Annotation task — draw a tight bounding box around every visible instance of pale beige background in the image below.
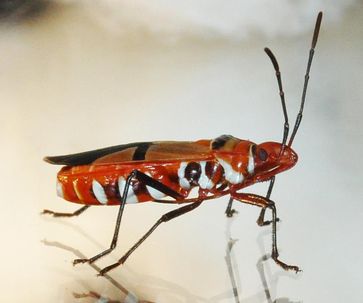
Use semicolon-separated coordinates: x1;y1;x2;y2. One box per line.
0;1;362;302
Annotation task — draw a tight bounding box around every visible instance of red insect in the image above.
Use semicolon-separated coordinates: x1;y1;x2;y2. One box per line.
43;13;322;276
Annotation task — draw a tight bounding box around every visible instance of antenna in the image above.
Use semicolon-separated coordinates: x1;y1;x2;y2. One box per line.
288;11;323;147
264;12;323;152
261;12;322;209
264;47;289;154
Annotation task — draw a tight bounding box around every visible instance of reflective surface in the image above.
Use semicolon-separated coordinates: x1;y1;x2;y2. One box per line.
0;2;362;302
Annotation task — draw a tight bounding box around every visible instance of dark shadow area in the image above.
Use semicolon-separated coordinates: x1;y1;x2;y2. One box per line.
0;0;52;23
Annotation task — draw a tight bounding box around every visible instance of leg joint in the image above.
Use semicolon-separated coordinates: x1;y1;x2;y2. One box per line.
267;199;275;210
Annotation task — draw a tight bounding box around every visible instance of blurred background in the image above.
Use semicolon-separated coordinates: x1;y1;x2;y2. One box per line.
0;1;362;302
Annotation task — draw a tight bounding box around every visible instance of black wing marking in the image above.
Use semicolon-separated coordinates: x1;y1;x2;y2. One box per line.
132;142;152;161
44;142;152;166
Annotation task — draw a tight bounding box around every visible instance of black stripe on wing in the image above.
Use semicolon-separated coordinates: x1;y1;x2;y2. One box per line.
44;142;152;166
132;143;152;161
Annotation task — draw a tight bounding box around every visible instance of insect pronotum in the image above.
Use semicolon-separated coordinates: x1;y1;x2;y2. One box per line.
43;12;322;275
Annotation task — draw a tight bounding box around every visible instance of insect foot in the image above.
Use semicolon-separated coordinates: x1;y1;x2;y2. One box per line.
73;258;89;266
226;208;238;217
257;217;281;226
272;251;301;273
98;262;122;276
275;259;301;273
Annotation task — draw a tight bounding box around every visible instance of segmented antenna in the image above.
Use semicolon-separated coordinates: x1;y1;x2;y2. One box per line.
288;11;322;147
264;47;289;154
262;12;322;204
264;12;323;152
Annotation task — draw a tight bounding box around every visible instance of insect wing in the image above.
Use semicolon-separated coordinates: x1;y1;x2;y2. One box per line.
44;142;152;166
44;141;213;166
92;141;213;164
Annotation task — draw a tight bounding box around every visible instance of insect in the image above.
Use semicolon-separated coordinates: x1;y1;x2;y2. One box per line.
43;12;322;276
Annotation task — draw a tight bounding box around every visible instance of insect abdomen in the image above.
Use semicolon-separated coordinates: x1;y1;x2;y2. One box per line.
56;160;225;205
56;163;182;205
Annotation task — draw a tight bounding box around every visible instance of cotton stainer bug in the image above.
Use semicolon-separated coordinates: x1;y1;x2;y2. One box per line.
43;12;322;275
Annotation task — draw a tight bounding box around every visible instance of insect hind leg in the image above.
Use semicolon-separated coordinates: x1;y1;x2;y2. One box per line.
42;205;90;217
73;169;183;267
99;201;203;275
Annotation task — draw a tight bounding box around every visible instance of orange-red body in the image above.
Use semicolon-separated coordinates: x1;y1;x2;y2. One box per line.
50;135;298;206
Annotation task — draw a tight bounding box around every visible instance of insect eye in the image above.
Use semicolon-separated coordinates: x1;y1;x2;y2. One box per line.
258;148;268;161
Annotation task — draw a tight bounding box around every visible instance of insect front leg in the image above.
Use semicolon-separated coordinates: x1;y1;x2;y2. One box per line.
73;170;183;266
256;176;280;226
230;191;300;273
225;197;237;217
226;177;279;223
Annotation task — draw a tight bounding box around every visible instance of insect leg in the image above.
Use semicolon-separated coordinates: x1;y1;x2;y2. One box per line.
256;176;280;226
231;191;300;273
42;205;90;217
73;170;183;266
99;201;203;275
225;197;237;217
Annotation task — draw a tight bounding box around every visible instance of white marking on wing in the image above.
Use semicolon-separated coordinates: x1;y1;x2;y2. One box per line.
178;162;190;189
92;180;108;204
56;180;64;198
144;172;166;200
146;186;166;199
217;158;244;184
247;145;255;174
199;161;214;189
118;176;138;204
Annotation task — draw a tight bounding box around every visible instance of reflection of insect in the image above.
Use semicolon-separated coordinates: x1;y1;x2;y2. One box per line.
43;12;322;275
